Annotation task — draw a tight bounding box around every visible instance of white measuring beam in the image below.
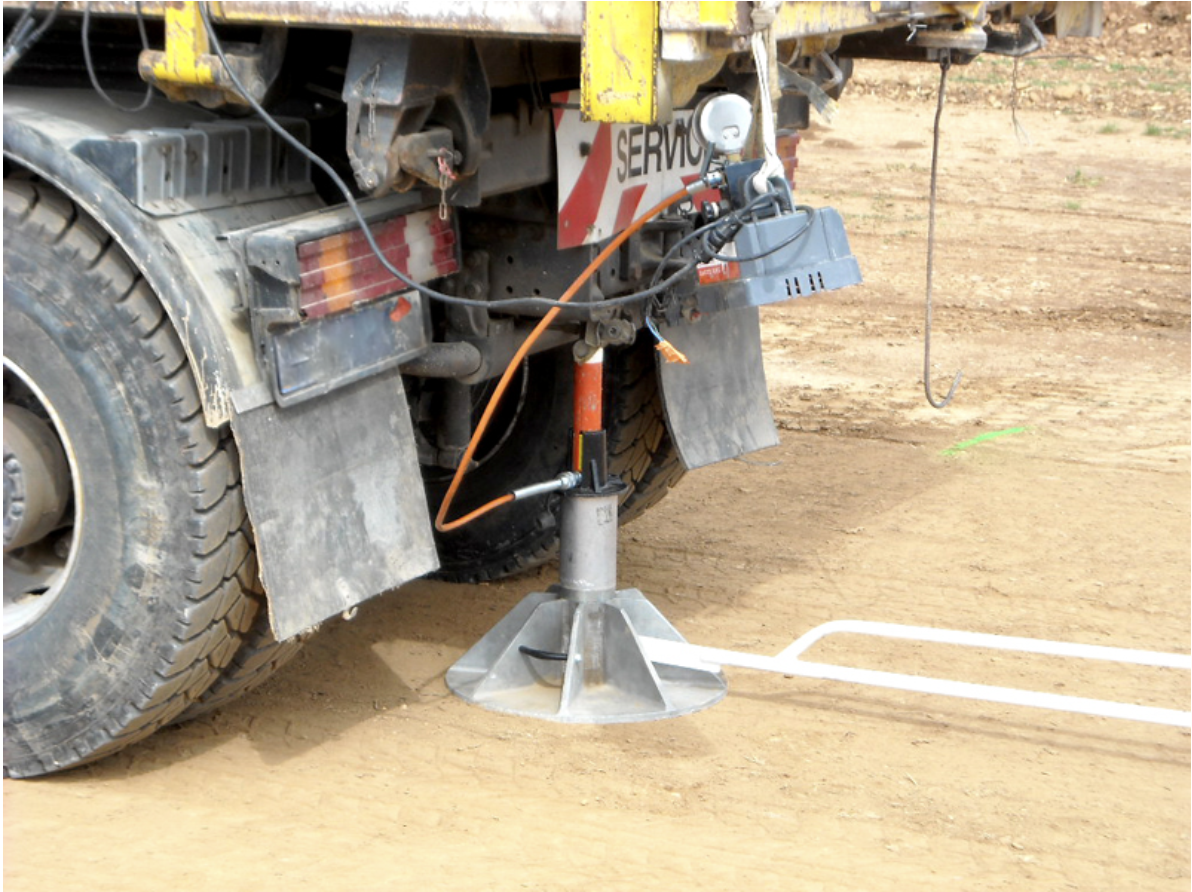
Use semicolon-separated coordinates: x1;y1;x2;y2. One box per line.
639;621;1192;729
777;620;1192;669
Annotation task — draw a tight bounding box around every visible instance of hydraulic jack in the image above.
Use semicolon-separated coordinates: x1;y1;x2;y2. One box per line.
446;348;727;721
445;347;1190;729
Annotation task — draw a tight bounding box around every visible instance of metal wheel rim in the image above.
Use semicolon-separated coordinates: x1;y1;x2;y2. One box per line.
3;357;82;639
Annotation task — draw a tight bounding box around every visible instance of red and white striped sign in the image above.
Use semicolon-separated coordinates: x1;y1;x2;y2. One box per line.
553;90;712;250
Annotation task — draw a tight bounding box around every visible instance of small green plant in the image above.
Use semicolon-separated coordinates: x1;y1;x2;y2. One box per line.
1098;123;1120;135
1067;168;1103;188
1144;123;1191;139
1146;81;1190;94
1064;200;1082;211
1109;62;1151;75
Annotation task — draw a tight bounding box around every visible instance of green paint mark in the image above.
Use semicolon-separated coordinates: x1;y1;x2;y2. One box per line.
942;427;1028;456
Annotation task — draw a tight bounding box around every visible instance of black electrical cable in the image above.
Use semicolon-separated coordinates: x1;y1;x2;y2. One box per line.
2;1;60;76
649;219;721;288
197;1;703;316
518;645;568;662
703;204;817;264
647;190;781;290
647;189;793;294
923;53;962;410
82;2;154;112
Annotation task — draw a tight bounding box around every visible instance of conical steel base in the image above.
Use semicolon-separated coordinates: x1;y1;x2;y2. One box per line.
446;588;727;723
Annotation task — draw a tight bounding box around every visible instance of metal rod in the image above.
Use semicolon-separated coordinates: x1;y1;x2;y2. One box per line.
399;341;483;378
511;470;581;501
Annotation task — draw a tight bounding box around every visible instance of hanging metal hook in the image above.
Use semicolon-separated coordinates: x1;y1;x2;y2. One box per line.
923;51;962;409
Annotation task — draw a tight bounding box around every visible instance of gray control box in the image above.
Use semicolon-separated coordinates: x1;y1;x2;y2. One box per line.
696;206;862;313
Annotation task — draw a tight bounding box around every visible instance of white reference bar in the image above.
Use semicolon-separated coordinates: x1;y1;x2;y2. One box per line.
639;620;1192;729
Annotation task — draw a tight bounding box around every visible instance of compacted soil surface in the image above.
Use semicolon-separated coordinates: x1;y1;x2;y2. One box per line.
5;5;1189;890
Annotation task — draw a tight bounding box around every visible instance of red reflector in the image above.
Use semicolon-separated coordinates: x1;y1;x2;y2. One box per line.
389;296;412;324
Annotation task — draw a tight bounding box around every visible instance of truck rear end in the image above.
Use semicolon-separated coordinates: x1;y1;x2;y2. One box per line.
2;1;1101;776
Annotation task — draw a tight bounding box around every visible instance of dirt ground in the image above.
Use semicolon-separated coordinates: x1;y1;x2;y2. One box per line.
5;8;1190;892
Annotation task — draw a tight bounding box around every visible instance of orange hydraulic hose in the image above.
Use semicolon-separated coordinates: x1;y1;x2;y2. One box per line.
435;185;693;533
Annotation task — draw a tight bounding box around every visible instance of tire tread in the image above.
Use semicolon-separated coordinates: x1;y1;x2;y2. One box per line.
2;178;264;778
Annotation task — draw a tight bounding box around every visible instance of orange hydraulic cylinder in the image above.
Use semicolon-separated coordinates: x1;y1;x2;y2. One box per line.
572;349;604;471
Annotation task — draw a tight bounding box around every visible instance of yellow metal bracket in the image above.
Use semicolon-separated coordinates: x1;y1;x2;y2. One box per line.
694;1;745;33
146;1;215;88
581;1;660;124
137;1;277;107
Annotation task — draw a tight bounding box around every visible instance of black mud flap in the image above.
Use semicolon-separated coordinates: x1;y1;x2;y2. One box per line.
656;308;779;470
232;368;439;639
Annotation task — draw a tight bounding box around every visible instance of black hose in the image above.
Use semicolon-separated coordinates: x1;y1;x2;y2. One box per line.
82;3;154;113
518;645;568;662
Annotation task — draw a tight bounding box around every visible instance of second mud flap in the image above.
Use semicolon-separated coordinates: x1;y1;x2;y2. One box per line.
656;308;781;470
657;205;862;471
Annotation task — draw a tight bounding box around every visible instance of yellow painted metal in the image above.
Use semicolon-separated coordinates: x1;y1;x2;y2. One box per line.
770;1;886;40
137;2;267;106
581;1;660;124
696;1;740;30
947;2;987;24
147;2;216;88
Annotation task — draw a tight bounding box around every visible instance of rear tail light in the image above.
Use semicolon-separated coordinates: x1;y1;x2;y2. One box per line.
296;209;459;319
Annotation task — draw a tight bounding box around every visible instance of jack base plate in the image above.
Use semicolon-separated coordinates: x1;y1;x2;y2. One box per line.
446;588;727;723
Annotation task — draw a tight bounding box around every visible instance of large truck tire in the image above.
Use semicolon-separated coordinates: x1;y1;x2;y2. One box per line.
171;444;306;725
606;339;687;526
2;177;260;777
430;339;686;582
174;581;307;723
